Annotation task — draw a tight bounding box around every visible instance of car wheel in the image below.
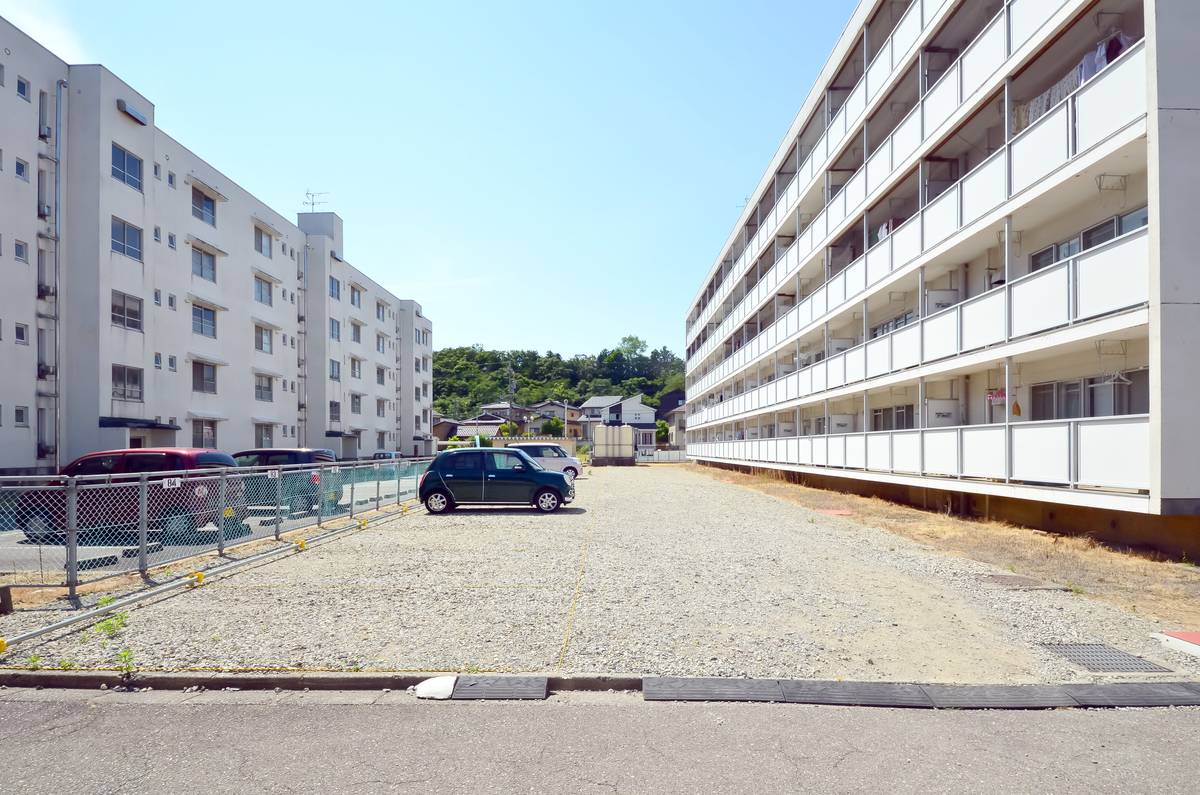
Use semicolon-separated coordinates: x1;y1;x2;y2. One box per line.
161;511;197;546
424;490;453;514
562;467;578;483
22;510;63;545
534;489;561;513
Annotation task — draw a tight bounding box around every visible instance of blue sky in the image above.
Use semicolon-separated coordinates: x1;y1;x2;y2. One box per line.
7;0;857;357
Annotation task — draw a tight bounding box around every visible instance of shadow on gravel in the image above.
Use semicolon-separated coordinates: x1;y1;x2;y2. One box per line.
443;507;588;516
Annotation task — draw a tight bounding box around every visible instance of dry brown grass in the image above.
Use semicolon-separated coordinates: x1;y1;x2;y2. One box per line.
688;463;1200;628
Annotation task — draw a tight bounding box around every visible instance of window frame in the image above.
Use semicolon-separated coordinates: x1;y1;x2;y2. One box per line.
254;276;273;306
111;142;144;192
191;304;217;338
111;364;144;402
110;290;144;331
191;187;216;226
191;247;217;282
111;217;144;261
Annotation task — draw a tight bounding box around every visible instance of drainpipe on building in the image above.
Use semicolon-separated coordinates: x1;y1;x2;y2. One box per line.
52;79;66;474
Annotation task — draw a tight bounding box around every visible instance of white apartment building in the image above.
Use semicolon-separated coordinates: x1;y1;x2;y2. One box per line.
395;299;435;457
684;0;1200;533
0;16;430;472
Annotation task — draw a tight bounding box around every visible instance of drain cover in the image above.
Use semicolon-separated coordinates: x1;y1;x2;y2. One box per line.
1041;643;1171;673
449;676;548;700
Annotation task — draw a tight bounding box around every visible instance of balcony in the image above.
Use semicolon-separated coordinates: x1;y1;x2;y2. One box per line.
688;40;1148;398
687;0;1106;370
690;414;1149;494
689;226;1149;428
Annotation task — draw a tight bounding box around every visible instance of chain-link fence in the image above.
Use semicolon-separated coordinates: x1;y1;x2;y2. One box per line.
0;458;431;595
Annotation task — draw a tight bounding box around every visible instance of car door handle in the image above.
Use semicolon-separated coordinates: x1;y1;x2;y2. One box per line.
487;474;495;479
445;474;454;478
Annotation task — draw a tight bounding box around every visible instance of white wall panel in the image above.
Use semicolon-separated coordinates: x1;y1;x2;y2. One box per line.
960;14;1006;99
923;185;959;247
891;217;921;268
866;337;890;378
922;311;958;362
1010;0;1066;52
959;290;1006;351
961;425;1006;479
867;433;891;470
923;429;959;476
1010;266;1068;338
923;63;960;135
1076;231;1148;319
892;324;920;369
892;431;921;473
1011;423;1070;483
846;435;866;469
960;151;1007;225
1077;418;1149;490
1011;103;1068;194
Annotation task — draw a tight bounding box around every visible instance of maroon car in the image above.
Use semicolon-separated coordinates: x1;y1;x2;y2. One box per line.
17;448;248;546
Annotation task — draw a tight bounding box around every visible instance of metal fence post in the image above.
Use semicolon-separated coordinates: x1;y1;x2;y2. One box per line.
217;470;227;555
65;476;79;600
274;469;284;540
317;465;325;528
396;463;402;506
375;464;382;512
349;465;357;520
137;474;149;574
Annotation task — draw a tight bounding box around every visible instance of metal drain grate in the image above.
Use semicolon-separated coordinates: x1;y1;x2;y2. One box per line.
1042;643;1171;673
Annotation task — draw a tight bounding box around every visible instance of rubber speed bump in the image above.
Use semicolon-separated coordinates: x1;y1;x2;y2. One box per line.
780;680;933;708
449;676;548;700
643;677;785;702
922;684;1076;710
1062;683;1200;708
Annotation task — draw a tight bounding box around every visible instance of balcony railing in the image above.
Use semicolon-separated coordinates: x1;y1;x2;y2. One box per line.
687;0;1085;369
688;39;1148;398
690;414;1150;493
689;226;1148;428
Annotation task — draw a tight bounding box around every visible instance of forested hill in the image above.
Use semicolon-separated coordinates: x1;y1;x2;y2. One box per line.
432;336;684;420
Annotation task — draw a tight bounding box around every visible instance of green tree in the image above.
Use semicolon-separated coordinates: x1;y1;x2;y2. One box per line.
498;421;520;437
542;417;565;437
655;419;670;444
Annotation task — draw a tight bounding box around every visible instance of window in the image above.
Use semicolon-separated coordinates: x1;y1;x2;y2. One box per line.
351;323;361;343
14;322;28;344
329;359;341;380
153;226;161;242
254;423;273;447
255;374;274;402
488;452;526;471
192;419;217;449
14;158;28;181
16;76;30;100
350;358;361;379
351;394;362;414
422;357;429;372
14;240;28;263
350;286;362;307
191;187;216;226
1081;219;1116;251
15;406;30;427
376;366;385;386
111;217;143;261
110;290;143;330
192;362;217;393
254;276;272;305
154;352;162;369
254;325;273;353
168;171;176;188
111;143;143;191
1120;207;1149;235
192;305;217;337
328;276;342;300
377;431;386;449
422;382;429;398
329;400;341;421
414;414;422;429
376;301;386;321
331;318;344;340
414;387;421;401
111;364;144;401
168;233;177;250
377;398;386;418
153;162;161;180
414;357;421;373
167;294;177;310
168;355;177;371
422;408;429;423
376;334;385;354
254;227;272;257
191;247;216;281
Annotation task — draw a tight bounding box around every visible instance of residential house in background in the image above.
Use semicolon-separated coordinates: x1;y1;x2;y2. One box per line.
578;395;622;442
529;399;582;438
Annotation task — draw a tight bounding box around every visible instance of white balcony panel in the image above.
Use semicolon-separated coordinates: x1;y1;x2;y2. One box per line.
1010;0;1068;55
892;324;921;369
786;438;798;464
866;433;891;470
846;80;866;127
891;2;921;61
828;271;846;308
1011;423;1070;484
846;435;866;469
923;63;960;135
1076;231;1149;319
829;436;846;467
892;431;921;473
961;425;1006;479
892;109;922;165
813;438;827;466
1077;417;1149;490
797;437;812;465
866;337;891;378
845;169;866;212
866;241;891;285
923;429;960;476
867;144;892;194
1011;265;1068;338
922;310;958;362
845;258;866;297
797;368;811;396
827;353;846;389
960;14;1006;99
867;46;892;103
811;284;827;318
923;186;959;247
1076;46;1147;153
1011;103;1069;194
811;361;827;393
892;217;921;268
828;190;846;229
961;151;1007;226
845;346;865;384
959;290;1006;352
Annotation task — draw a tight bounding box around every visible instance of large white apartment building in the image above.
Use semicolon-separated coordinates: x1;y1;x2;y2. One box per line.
0;16;431;472
395;299;435;457
685;0;1200;532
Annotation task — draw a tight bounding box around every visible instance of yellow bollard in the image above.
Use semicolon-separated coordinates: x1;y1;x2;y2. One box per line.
223;507;234;519
192;571;205;587
295;539;307;551
0;637;7;653
358;518;367;529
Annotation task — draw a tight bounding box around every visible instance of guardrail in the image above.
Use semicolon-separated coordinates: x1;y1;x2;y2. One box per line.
0;458;432;595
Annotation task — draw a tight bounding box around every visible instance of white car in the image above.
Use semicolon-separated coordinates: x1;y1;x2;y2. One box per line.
506;443;582;482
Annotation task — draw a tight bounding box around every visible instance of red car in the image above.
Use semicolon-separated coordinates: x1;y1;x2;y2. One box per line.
17;448;249;546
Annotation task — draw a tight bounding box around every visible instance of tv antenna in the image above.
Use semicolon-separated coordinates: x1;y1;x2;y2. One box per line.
304;190;328;213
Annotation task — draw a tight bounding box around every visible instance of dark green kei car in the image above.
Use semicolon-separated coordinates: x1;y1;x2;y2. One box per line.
418;447;575;513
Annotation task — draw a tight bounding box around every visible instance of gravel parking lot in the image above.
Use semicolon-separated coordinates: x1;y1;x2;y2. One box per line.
2;465;1196;682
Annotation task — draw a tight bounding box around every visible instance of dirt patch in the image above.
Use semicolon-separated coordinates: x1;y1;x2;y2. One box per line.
688;463;1200;629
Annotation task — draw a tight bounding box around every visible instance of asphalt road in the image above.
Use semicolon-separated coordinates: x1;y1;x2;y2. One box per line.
1;689;1197;793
